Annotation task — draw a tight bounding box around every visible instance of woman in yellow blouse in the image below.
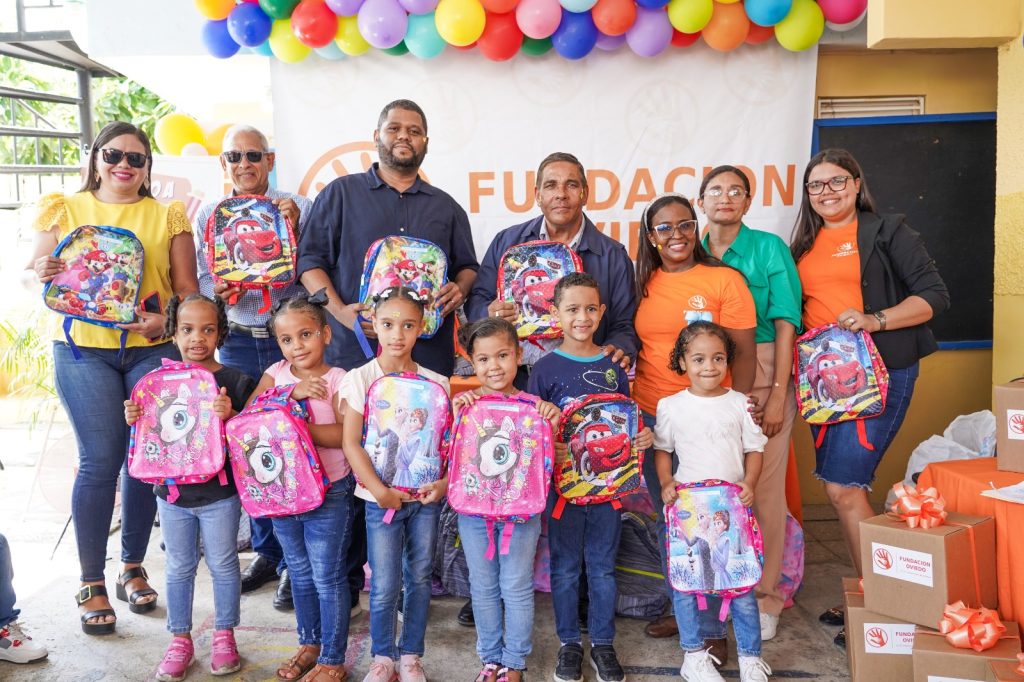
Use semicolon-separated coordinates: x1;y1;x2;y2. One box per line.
28;122;198;635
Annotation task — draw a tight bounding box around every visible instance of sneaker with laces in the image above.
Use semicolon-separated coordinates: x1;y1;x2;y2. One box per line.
679;648;724;682
589;645;624;682
475;663;500;682
364;655;398;682
0;621;48;664
553;643;583;682
210;629;241;676
738;656;772;682
399;654;427;682
759;613;779;641
155;636;195;682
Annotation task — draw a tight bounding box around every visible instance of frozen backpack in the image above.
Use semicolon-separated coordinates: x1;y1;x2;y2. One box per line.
205;195;296;315
42;224;144;358
127;359;226;503
665;479;764;620
225;384;328;518
552;393;644;518
447;394;554;559
497;240;583;341
794;323;890;450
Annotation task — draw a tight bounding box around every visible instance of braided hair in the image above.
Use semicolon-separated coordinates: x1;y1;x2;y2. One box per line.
268;288;330;334
164;294;229;347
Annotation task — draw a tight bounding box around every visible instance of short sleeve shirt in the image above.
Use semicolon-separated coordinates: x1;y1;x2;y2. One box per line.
797;221;865;330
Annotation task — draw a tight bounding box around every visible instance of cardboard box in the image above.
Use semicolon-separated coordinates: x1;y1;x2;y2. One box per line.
861;512;997;627
913;622;1021;682
844;577;917;682
987;660;1024;681
996;380;1024;473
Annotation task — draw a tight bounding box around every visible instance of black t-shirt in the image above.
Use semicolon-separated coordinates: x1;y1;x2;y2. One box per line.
154;365;257;508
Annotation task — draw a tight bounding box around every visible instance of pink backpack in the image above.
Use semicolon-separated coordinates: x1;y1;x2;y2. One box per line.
127;359;226;503
226;385;328;518
447;394;554;559
665;479;764;620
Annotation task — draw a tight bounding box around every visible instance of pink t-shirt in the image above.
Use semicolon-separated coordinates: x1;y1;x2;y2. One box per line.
265;360;351;482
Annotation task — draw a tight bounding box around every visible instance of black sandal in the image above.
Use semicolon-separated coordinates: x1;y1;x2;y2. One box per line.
819;605;844;626
116;566;158;614
76;585;116;635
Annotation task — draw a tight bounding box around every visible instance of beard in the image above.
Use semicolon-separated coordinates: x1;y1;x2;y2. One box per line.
377;138;426;171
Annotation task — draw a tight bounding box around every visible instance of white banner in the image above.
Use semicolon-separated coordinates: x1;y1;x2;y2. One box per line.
271;45;817;260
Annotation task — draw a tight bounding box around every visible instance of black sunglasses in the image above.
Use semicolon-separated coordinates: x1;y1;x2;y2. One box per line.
222;150;267;164
100;148;150;168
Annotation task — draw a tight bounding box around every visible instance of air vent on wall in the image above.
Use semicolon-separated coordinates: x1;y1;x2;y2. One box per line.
817;96;925;118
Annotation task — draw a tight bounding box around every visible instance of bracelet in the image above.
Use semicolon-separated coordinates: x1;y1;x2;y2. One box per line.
872;310;887;331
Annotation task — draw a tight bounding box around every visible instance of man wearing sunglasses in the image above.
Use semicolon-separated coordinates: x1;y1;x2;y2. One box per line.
193;124;313;611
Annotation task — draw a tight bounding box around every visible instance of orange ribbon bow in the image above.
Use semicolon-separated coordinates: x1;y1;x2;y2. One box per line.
937;601;1006;652
891;482;948;529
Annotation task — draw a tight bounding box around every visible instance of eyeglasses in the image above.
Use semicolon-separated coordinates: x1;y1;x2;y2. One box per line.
704;186;748;199
222;150;267;164
99;148;150;168
806;175;854;195
648;220;699;238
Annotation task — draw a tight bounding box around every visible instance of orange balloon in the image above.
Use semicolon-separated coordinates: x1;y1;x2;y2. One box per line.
592;0;636;36
745;22;773;44
702;0;748;51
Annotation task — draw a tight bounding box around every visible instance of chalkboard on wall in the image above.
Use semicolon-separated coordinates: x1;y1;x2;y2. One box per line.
815;114;995;345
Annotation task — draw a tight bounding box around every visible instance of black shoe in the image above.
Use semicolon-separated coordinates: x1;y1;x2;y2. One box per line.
554;643;584;682
834;629;847;649
589;645;624;682
458;599;475;627
819;606;844;626
240;555;279;593
273;570;294;611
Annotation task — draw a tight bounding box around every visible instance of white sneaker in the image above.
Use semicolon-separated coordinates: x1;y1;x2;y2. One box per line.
679;648;725;682
738;656;772;682
0;622;48;664
759;612;779;641
362;655;397;682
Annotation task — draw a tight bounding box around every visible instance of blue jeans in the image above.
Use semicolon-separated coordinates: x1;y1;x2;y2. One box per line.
272;477;355;666
157;496;241;633
459;515;542;670
365;501;440;659
0;533;19;627
673;589;761;657
54;341;178;582
546;490;620;646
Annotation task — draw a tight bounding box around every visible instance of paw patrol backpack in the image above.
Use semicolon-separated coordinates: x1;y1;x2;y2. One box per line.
665;479;763;620
226;385;328;518
205;195;296;314
496;240;583;342
127;359;225;503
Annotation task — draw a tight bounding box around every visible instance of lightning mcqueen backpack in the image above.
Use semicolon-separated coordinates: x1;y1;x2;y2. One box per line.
205;195;296;314
552;393;644;518
665;479;763;621
447;394;554;559
225;385;328;518
127;359;225;503
497;240;583;341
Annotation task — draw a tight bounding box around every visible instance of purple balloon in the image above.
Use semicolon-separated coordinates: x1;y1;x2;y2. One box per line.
358;0;409;48
626;6;671;57
595;31;625;50
327;0;365;16
398;0;438;13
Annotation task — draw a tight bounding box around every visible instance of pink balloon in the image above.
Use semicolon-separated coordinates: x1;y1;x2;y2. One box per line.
626;6;671;56
358;0;409;47
817;0;866;25
516;0;562;39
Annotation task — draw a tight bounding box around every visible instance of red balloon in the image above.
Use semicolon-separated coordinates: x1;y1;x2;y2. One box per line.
478;11;523;60
481;0;518;14
454;41;478;50
745;22;773;44
670;28;699;47
291;0;339;47
592;0;636;36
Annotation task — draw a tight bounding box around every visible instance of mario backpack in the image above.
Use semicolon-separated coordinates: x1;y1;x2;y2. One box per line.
665;479;764;620
225;385;328;518
447;394;554;559
42;224;144;358
127;359;226;503
794;323;890;450
552;393;644;518
497;240;583;341
205;195;296;314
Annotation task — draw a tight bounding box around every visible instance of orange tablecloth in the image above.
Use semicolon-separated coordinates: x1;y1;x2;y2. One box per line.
918;458;1024;622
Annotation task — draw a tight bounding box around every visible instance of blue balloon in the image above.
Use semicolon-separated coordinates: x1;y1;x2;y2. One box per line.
247;40;275;56
227;3;273;47
745;0;793;26
315;42;347;59
404;12;446;58
634;0;668;10
551;9;597;60
202;19;241;59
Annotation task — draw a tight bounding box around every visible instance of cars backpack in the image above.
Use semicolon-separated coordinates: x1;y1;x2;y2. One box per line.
552;393;644;518
225;384;328;518
497;240;583;341
794;323;890;451
127;359;226;503
447;394;554;559
42;224;144;359
205;195;296;314
665;479;763;621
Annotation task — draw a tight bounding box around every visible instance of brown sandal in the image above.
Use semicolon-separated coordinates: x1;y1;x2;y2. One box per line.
276;644;320;680
302;663;348;681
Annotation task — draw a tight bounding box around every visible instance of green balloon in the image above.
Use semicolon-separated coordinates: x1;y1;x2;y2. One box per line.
382;41;410;55
258;0;300;20
521;37;552;56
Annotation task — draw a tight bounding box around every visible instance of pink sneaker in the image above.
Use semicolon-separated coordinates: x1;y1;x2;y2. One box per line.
156;636;195;682
363;655;397;682
398;654;426;682
210;629;241;676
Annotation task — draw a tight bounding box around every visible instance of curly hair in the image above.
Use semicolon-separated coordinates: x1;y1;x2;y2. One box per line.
269;288;329;334
667;321;735;375
458;317;518;357
164;294;228;348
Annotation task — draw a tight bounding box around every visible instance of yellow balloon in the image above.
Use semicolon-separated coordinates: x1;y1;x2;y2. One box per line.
667;0;714;34
775;0;824;51
336;15;371;55
434;0;486;47
202;123;233;156
269;18;312;62
194;0;236;20
154;113;206;156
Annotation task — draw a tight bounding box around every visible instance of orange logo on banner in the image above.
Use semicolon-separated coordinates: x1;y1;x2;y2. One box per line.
874;547;893;571
298;142;430;199
865;627;888;648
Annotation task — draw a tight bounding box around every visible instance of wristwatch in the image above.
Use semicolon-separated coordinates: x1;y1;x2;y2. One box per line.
872;310;887;332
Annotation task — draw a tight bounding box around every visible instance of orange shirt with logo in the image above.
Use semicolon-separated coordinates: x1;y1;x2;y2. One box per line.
633;264;756;415
797;222;864;330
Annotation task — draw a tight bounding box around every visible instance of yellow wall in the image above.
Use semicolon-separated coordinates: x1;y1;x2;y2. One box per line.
867;0;1020;49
